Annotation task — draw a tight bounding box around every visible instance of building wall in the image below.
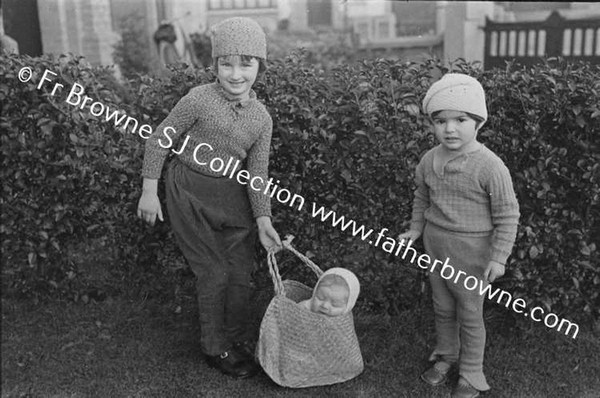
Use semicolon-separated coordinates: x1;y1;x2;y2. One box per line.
30;0;598;68
392;0;437;36
443;2;480;64
34;0;289;67
38;0;120;65
162;0;283;34
344;0;388;18
501;2;571;13
335;0;397;42
287;0;309;31
36;0;64;56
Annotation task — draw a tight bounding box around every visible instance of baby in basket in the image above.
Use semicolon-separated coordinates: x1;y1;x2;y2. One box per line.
299;268;360;317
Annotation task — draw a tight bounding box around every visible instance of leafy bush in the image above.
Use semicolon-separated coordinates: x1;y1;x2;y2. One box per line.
190;32;213;69
252;53;438;312
267;31;357;70
481;59;600;320
2;50;598;325
0;52;171;300
257;55;600;320
112;14;155;80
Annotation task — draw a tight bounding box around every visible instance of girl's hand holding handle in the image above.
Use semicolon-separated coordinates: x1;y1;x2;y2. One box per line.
397;229;422;244
257;216;282;253
137;178;164;226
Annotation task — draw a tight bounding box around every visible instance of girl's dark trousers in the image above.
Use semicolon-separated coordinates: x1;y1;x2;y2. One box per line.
165;159;257;356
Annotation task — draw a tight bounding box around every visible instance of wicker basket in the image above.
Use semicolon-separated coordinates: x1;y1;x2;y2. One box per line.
256;240;364;388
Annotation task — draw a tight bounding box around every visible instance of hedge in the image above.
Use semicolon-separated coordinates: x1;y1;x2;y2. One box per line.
1;51;598;324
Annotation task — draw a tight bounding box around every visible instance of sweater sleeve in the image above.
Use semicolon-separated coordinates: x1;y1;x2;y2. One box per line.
483;159;520;265
246;116;273;218
409;154;430;234
141;89;200;179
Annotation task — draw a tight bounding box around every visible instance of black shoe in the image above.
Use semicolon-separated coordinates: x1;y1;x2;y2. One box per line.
233;340;257;362
206;351;259;379
421;361;452;386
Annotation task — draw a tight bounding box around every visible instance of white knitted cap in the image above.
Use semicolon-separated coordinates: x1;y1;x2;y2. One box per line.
314;267;360;314
422;73;487;124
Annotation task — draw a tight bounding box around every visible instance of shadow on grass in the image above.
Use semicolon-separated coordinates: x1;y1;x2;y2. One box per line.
2;290;599;398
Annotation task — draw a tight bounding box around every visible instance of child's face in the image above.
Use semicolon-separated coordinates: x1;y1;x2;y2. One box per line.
217;55;259;101
310;283;349;317
431;110;480;153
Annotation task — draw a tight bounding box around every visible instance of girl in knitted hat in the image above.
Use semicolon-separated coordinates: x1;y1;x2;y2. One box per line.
137;17;281;379
398;73;520;398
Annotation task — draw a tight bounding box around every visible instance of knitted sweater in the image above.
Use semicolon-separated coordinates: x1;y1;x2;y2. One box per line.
409;144;520;265
142;82;273;218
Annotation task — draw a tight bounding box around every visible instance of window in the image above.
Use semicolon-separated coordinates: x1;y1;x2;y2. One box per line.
307;0;332;26
208;0;275;10
356;22;369;38
377;21;390;39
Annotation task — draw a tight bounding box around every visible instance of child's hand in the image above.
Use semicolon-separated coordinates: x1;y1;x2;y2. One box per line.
137;191;164;226
397;229;422;244
483;260;505;283
256;216;282;253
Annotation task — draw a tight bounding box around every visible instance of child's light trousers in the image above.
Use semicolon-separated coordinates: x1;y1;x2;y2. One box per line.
423;222;492;391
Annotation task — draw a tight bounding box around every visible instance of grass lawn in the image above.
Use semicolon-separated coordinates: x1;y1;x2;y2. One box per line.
2;290;599;398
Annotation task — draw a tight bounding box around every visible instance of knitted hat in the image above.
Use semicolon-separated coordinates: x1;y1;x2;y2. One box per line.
314;267;360;314
422;73;487;124
211;17;266;60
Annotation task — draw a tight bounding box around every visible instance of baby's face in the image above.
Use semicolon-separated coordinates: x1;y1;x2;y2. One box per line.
310;284;349;317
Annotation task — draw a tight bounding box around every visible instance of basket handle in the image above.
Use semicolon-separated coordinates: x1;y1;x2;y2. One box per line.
266;235;324;296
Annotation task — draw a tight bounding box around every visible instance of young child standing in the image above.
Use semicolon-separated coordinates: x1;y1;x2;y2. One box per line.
398;73;520;398
137;17;281;379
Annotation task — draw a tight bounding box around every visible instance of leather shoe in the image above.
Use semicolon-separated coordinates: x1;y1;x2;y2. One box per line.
233;340;257;362
420;361;452;386
206;351;260;379
451;377;480;398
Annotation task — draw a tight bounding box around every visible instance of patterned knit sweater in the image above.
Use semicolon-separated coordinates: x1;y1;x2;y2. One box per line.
409;144;520;265
142;82;273;218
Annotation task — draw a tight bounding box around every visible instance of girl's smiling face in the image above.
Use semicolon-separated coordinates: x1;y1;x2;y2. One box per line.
431;110;481;153
216;55;259;101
